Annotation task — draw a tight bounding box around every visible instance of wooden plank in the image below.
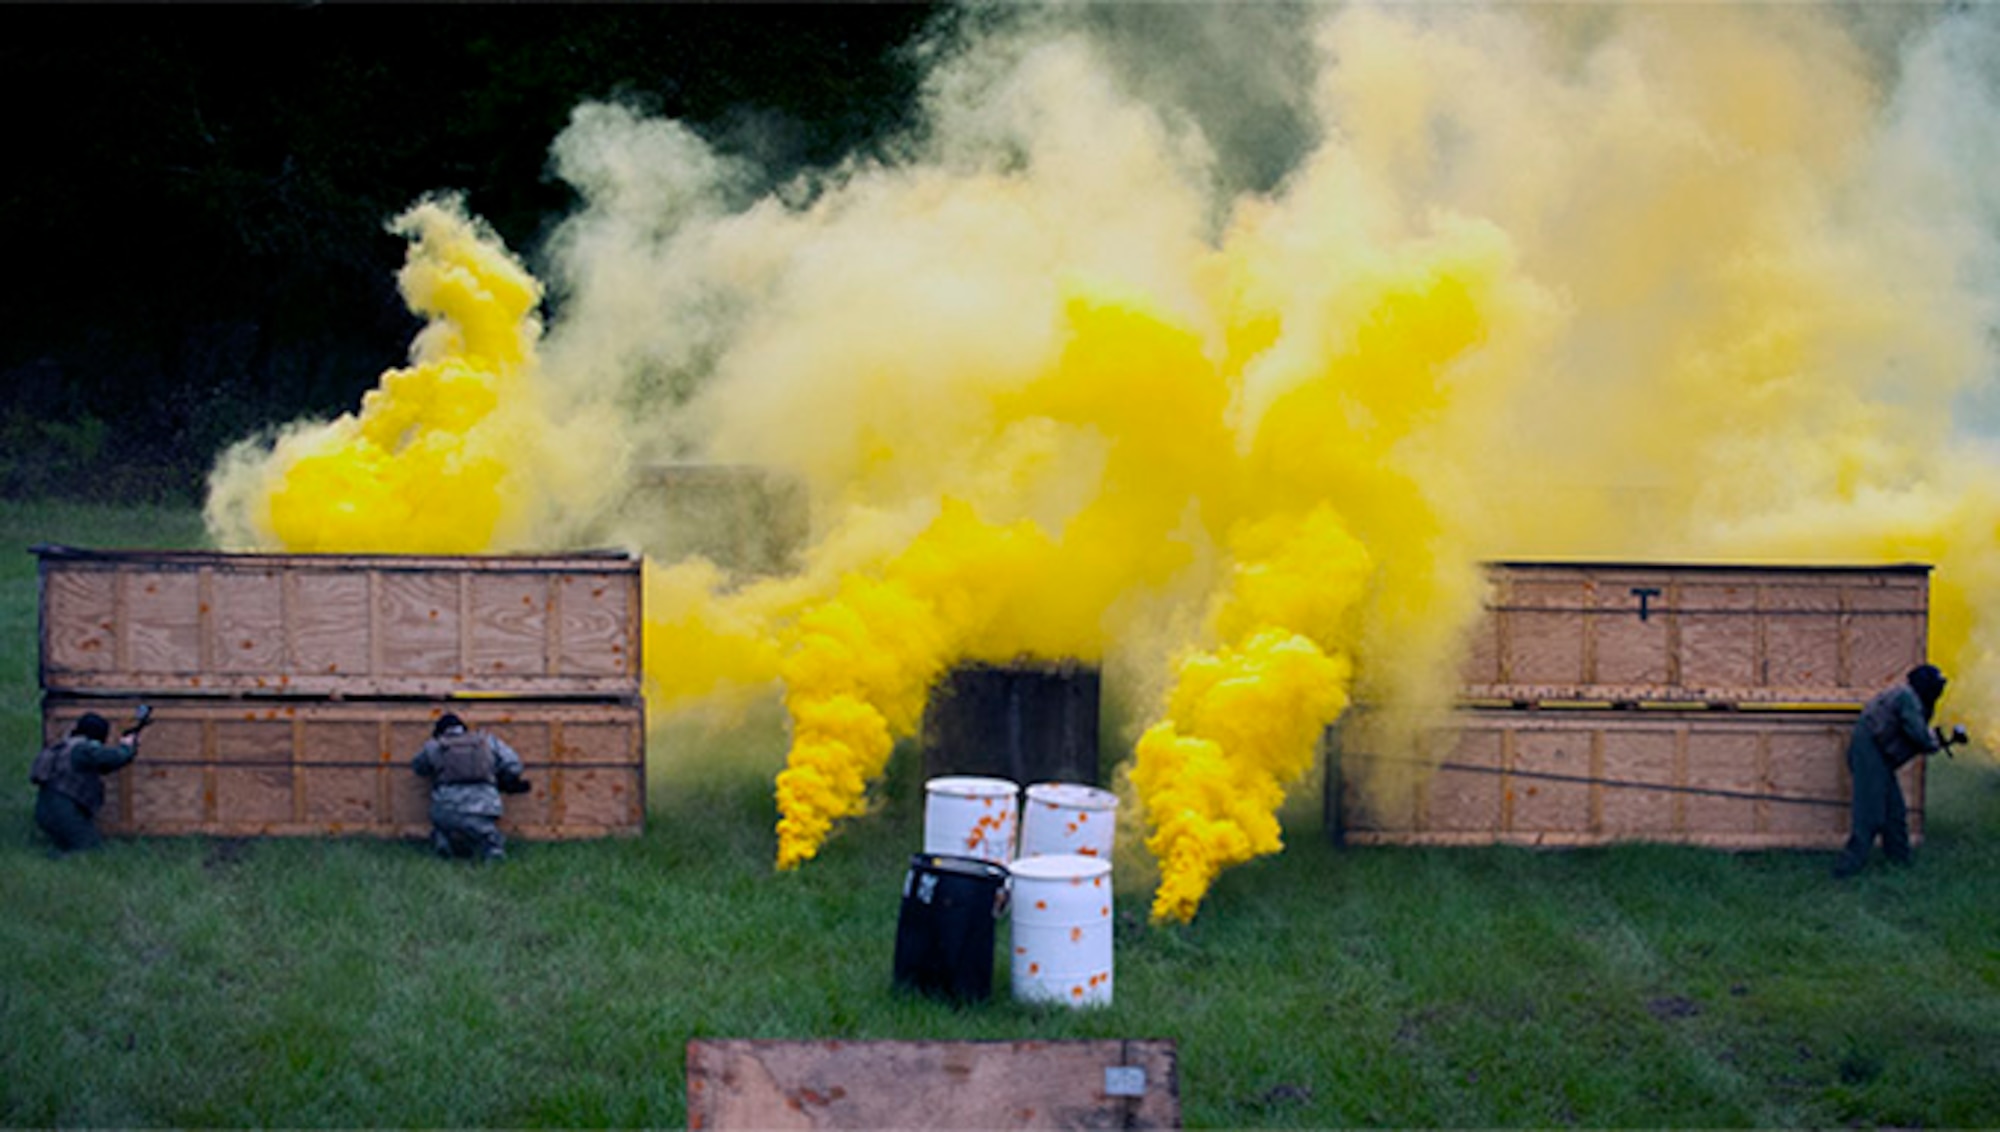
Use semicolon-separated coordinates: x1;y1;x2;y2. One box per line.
41;565;118;676
46;696;644;840
1588;569;1673;687
1678;579;1759;690
36;548;641;698
685;1039;1180;1131
1333;708;1897;850
1762;579;1842;691
125;569;202;675
1843;578;1929;691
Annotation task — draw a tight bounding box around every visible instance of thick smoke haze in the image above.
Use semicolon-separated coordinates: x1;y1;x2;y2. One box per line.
206;3;2000;922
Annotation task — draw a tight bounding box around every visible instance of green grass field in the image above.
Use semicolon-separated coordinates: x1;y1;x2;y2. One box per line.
4;500;1999;1128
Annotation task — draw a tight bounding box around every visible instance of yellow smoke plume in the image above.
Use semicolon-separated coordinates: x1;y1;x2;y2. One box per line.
204;4;2000;918
205;196;613;553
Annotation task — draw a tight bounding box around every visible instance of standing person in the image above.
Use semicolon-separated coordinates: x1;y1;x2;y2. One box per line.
1835;664;1956;878
30;712;140;856
411;712;529;862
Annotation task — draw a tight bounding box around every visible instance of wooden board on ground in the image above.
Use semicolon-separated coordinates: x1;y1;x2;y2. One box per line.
685;1039;1179;1131
1460;561;1930;707
1327;707;1922;850
44;696;644;839
36;546;640;699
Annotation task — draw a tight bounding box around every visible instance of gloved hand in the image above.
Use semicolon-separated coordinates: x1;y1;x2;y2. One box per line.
498;774;533;795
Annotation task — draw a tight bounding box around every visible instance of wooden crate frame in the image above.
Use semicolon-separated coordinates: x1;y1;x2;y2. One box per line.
44;696;645;839
1326;707;1922;850
36;546;641;699
1462;562;1929;707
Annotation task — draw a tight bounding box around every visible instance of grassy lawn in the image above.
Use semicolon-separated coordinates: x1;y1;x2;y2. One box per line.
3;500;1999;1127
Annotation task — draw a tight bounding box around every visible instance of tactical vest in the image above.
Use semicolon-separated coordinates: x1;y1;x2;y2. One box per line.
434;731;495;786
1863;685;1928;770
31;736;106;813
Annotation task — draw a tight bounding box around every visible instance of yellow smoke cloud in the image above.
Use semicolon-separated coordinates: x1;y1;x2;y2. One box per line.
205;4;2000;919
205;196;614;553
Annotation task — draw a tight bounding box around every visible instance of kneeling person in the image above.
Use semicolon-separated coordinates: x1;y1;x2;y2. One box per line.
31;712;141;855
411;712;530;861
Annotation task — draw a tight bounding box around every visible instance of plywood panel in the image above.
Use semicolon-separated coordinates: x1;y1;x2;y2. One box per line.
1845;580;1928;691
378;571;460;676
42;567;118;674
1764;724;1849;839
125;571;202;674
292;571;372;679
1590;572;1672;687
120;763;206;828
1508;728;1594;834
1763;582;1842;691
556;573;635;676
1505;604;1585;687
1678;581;1759;690
216;766;293;826
685;1040;1180;1131
46;696;643;840
470;574;550;679
302;767;380;827
1682;728;1761;838
212;569;286;677
37;547;640;698
1422;727;1501;832
1597;727;1679;837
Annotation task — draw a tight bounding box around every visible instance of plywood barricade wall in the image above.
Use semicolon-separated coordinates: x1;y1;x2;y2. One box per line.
1330;561;1932;849
36;547;645;840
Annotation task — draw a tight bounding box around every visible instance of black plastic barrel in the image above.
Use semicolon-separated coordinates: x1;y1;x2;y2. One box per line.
892;853;1011;1002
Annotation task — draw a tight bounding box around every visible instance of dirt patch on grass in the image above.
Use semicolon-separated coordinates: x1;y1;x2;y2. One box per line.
1645;994;1701;1021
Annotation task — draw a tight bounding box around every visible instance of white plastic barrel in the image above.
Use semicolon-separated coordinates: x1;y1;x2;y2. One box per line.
923;776;1019;864
1017;782;1118;861
1008;853;1113;1007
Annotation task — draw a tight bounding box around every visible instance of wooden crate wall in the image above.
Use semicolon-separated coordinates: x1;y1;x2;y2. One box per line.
37;546;640;698
1327;708;1918;849
1461;562;1929;706
36;548;646;840
44;697;644;839
1332;562;1932;850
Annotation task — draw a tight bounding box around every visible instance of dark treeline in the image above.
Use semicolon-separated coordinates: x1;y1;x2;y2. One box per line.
2;3;941;506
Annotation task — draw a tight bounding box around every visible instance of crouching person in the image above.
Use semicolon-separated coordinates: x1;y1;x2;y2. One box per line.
411;712;530;862
31;712;140;856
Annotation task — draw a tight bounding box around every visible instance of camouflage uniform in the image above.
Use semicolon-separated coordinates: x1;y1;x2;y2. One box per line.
1835;674;1942;878
411;723;525;861
31;731;138;854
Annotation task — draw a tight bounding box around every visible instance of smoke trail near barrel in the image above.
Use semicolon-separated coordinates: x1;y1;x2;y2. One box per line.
204;3;2000;920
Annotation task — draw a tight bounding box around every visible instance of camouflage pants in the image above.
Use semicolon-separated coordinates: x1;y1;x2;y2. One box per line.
1835;749;1910;877
430;804;505;861
34;789;102;854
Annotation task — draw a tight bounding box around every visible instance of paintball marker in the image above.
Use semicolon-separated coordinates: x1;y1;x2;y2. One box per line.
123;703;154;742
1933;723;1969;758
497;766;533;795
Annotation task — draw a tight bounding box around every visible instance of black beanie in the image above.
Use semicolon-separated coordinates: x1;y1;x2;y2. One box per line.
1909;664;1947;705
434;712;466;737
73;712;110;742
